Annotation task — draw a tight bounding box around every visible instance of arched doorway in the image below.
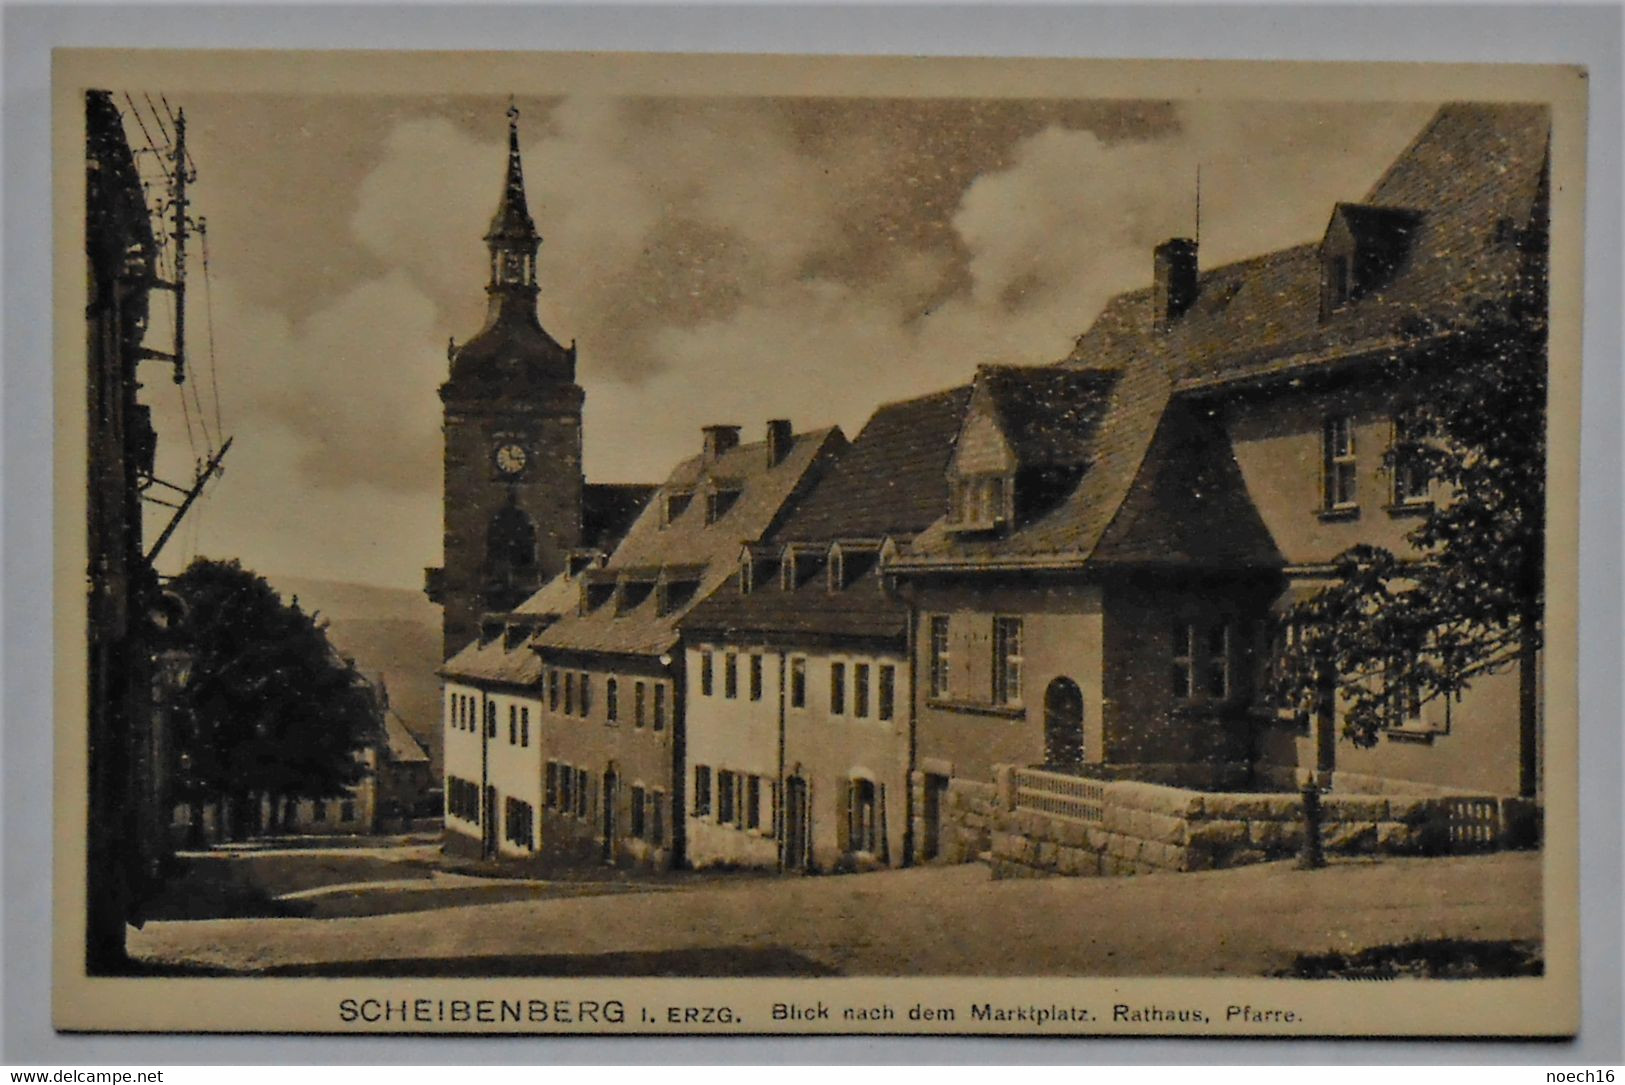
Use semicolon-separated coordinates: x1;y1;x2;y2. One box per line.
1043;677;1085;767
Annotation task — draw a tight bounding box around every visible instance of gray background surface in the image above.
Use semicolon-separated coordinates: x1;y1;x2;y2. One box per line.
4;1;1620;1065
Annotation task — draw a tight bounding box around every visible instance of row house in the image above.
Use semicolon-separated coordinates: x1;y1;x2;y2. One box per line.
441;421;845;867
889;102;1550;860
680;386;971;871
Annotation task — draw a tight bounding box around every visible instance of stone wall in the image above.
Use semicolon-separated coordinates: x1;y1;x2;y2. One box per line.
913;774;998;864
986;767;1529;879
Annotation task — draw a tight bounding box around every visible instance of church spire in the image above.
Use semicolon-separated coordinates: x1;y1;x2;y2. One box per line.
485;99;539;293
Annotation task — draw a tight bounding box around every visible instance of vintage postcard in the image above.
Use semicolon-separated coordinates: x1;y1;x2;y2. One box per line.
54;49;1586;1036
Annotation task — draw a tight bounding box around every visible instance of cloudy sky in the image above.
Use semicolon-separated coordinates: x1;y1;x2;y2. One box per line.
133;90;1437;590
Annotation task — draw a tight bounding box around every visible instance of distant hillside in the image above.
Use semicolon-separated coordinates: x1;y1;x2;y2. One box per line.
264;574;444;776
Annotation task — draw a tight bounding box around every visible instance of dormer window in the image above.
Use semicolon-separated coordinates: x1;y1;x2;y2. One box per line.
618;580;654;615
658;578;699;616
948;475;1010;532
826;548;844;593
705;488;741;524
739;547;778;595
584;581;616;611
663;491;693;526
1319;203;1422;319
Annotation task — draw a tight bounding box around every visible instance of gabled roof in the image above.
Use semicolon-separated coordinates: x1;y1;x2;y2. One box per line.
681;568;906;643
1059;103;1549;392
895;359;1169;569
976;366;1119;470
527;426;846;659
772;384;971;544
381;709;430;765
439;630;546;687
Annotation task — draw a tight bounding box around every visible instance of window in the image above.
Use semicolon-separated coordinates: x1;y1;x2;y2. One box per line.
1323;415;1357;510
634;681;646;728
548;670;559;711
577;673;591;716
1390;414;1430;506
650;790;666;846
663;491;693;525
559;765;574;813
854;663;870;718
724;653;739;699
564;673;575;716
790;657;807;708
830;662;847;714
749;654;763;701
929;616;950;698
520;707;530;747
717;770;736;824
878;664;895;721
993;617;1023;705
705;489;740;524
1206;624;1231;700
575;768;588;817
745;776;761;831
508;704;517;744
606;678;619;722
847;779;878;854
545;762;558;809
446;777;482;823
312;799;327;822
341;800;355;822
1171;622;1195;700
653;684;667;731
505;798;534;848
700;650;714;696
693;765;712;816
630;785;646;840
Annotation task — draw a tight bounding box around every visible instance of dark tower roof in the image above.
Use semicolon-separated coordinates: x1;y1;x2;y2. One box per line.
445;102;576;395
485;103;538;245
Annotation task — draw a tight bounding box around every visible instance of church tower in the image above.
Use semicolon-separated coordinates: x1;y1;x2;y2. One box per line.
425;104;583;659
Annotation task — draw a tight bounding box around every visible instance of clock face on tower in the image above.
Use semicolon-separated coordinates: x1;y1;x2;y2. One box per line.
493;442;528;477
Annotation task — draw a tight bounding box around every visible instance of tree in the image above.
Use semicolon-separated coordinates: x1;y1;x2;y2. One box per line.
168;558;379;839
1274;271;1547;796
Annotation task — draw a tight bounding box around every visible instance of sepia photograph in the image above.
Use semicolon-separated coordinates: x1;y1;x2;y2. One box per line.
55;48;1586;1036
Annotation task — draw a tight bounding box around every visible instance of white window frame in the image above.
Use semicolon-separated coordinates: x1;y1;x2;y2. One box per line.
928;615;950;699
1323;415;1358;510
992;616;1023;706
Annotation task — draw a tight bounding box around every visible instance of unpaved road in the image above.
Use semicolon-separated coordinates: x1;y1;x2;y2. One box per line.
128;850;1541;977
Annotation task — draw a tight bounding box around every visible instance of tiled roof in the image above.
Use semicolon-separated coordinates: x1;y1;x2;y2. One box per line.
772;385;971;544
382;708;430;765
680;570;906;643
1060;103;1549;391
895;359;1169;568
981;366;1120;468
583;483;655;551
439;631;546;687
896;102;1548;571
527;426;847;659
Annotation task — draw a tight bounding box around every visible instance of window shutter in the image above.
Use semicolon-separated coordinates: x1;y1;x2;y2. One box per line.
836;779;851;855
877;783;889;865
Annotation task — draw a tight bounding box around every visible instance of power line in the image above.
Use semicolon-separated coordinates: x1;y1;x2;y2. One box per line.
200;225;225;437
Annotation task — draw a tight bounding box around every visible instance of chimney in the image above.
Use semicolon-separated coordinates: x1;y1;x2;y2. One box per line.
702;424;741;462
1153;238;1199;329
766;419;793;467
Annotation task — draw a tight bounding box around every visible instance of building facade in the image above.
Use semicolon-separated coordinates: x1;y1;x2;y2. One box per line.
890;102;1550;862
679;386;969;871
441;422;846;869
